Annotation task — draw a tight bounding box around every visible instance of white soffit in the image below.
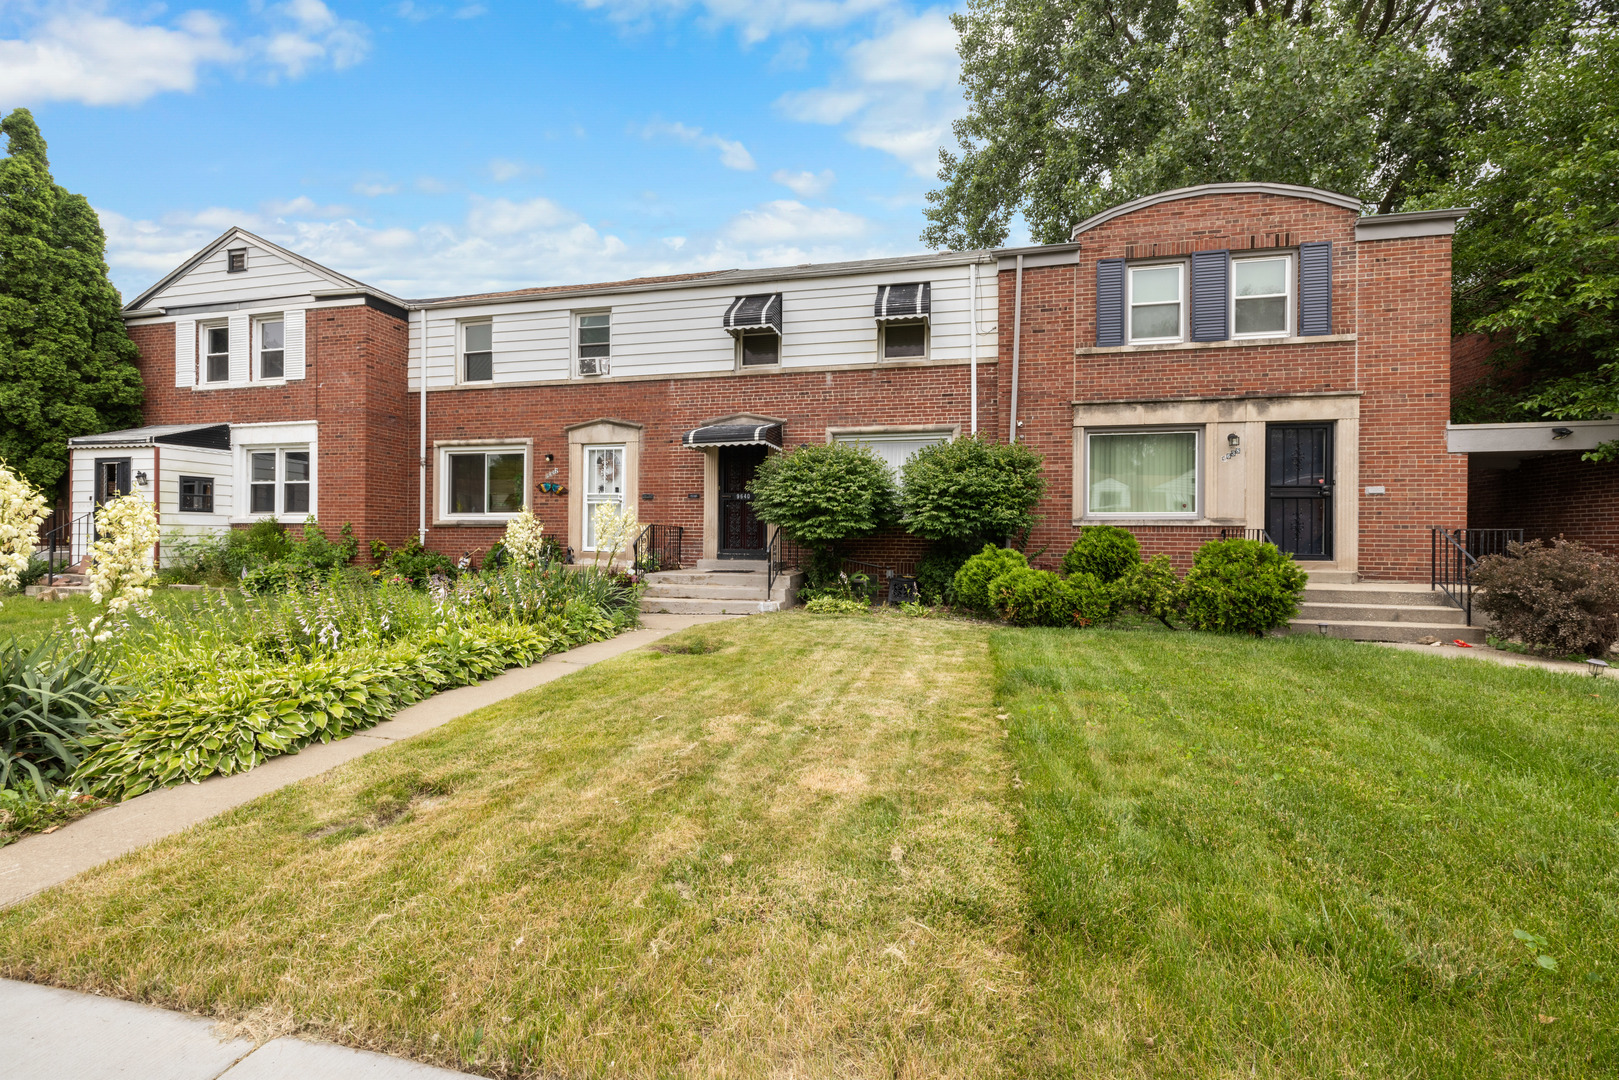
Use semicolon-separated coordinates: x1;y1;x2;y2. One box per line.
1447;418;1619;454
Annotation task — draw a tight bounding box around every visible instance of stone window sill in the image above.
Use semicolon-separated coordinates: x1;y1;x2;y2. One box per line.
1075;333;1355;357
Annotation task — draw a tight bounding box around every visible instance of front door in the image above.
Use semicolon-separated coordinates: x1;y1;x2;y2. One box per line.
94;458;131;507
717;445;767;556
1265;423;1333;560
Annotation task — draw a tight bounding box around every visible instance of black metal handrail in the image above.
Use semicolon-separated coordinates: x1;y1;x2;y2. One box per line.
42;509;96;586
1218;527;1276;544
766;528;811;602
631;524;683;574
1431;527;1523;625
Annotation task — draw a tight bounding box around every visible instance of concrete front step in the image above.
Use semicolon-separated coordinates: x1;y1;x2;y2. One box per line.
646;570;768;588
1303;569;1359;584
1298;601;1467;626
643;582;767;600
694;558;768;572
1302;585;1452;607
1288;619;1487;644
24;583;93;599
640;597;782;615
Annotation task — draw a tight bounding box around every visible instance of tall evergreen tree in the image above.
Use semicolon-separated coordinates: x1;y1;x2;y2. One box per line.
0;108;143;496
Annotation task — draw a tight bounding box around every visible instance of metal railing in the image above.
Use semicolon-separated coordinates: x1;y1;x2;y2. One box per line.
1218;527;1276;544
42;509;96;585
1431;527;1523;625
766;529;811;601
631;524;683;574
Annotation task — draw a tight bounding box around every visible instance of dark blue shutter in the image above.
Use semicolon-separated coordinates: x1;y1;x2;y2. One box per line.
1298;241;1332;336
1096;259;1125;347
1190;249;1230;342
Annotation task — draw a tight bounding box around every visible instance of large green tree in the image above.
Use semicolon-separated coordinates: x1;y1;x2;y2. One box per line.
0;108;143;494
924;0;1600;249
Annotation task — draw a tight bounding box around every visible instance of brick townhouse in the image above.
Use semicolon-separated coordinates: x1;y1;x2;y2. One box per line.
69;182;1493;627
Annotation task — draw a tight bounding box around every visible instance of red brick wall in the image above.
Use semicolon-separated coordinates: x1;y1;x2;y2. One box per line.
1470;455;1619;556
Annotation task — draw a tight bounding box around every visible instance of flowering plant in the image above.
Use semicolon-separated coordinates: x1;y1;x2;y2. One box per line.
87;490;160;639
501;505;547;566
590;502;639;568
0;461;49;603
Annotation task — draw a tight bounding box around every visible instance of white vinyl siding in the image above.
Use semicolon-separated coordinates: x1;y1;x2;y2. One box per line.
145;241;334;308
156;444;234;558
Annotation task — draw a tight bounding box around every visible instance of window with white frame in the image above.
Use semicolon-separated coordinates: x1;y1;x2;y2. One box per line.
445;449;525;517
203;323;230;383
1128;264;1184;344
833;430;952;481
248;449;311;516
739;329;779;367
256;317;284;380
576;312;610;375
462;320;493;382
582;444;624;548
1231;255;1291;337
1086;430;1198;516
881;321;927;360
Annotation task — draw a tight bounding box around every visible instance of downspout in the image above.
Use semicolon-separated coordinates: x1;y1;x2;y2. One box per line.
418;306;428;546
968;260;978;436
1010;253;1024;442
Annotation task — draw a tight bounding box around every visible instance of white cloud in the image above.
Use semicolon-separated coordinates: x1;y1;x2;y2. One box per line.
394;0;487;20
455;3;489;16
641;121;756;171
262;0;369;77
772;168;835;197
0;11;238;106
723;199;867;243
416;176;452;194
353;179;401;197
776;8;962;176
265;196;350;218
488;159;532;183
571;0;895;44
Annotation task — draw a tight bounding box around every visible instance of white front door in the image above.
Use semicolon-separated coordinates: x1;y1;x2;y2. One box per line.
583;444;625;550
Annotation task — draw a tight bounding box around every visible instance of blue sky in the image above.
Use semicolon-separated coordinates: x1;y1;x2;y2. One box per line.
0;0;986;301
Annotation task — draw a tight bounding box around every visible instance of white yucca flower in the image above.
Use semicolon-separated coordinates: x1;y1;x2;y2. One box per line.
0;461;49;605
591;502;639;568
88;489;160;626
501;505;547;565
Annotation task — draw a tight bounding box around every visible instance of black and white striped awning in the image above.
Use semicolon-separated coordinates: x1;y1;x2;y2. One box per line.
874;282;930;321
722;294;782;334
682;423;784;450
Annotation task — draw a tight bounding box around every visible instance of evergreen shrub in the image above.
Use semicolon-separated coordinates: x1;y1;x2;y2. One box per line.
952;545;1028;614
1061;525;1141;582
1181;539;1308;635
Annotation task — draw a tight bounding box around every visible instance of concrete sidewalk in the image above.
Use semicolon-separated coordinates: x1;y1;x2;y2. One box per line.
1376;638;1618;679
2;978;476;1078
0;613;731;910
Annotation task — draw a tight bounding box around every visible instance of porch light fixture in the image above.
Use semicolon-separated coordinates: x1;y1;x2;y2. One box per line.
135;471;149;486
1552;427;1574;440
1589;658;1611;678
1227;433;1240;448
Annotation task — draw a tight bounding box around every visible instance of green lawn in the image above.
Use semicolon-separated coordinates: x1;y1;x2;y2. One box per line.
1;614;1615;1078
0;594;99;647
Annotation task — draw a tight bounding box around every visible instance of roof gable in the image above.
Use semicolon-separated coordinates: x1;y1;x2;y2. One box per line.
125;228;399;313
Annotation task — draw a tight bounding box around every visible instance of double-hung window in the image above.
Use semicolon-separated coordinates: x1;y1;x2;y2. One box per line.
1232;256;1291;337
447;449;525;516
1128;264;1183;344
881;321;927;360
740;330;779;367
582;445;624;548
249;449;310;516
577;312;610;375
204;324;230;383
256;317;284;380
462;320;493;382
1087;430;1199;516
178;476;214;514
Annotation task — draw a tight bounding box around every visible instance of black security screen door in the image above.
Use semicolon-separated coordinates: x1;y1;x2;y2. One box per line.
1265;423;1333;560
718;445;768;555
94;458;131;506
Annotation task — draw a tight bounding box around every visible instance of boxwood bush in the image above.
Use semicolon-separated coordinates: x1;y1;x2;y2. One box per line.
952;545;1028;614
988;567;1115;627
1181;539;1308;635
1060;525;1140;583
899;437;1045;548
1472;538;1619;657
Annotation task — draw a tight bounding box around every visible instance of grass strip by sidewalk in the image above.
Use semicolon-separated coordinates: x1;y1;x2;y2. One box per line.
995;628;1619;1079
0;613;1030;1078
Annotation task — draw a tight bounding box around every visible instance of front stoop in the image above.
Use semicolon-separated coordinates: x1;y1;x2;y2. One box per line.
25;573;92;600
639;563;804;616
1286;579;1487;644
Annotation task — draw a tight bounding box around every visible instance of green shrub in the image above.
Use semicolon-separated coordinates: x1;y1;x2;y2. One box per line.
1181;539;1308;636
899;436;1046;547
748;443;899;549
1472;538;1619;657
1061;525;1140;583
988;567;1115;627
804;596;870;614
915;545;973;606
1115;555;1186;628
369;536;456;588
0;639;127;795
952;545;1028;614
243;517;292;563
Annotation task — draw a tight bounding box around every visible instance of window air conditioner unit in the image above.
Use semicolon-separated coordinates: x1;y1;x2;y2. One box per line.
578;357;609;377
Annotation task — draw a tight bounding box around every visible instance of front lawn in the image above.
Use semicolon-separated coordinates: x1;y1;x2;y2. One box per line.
1;615;1614;1078
0;594;99;646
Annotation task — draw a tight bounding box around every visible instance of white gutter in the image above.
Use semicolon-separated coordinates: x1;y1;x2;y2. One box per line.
1010;253;1024;442
968;261;978;436
418;307;428;545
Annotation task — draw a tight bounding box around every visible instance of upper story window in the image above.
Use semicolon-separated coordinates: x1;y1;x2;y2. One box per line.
256;317;284;380
462;320;493;382
1232;256;1291;337
882;321;927;360
740;329;779;367
227;248;247;273
249;448;310;516
204;324;230;383
875;282;930;360
577;312;610;376
1128;264;1183;344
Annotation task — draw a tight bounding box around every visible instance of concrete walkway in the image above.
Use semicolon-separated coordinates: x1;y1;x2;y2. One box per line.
0;613;731;910
1376;638;1618;679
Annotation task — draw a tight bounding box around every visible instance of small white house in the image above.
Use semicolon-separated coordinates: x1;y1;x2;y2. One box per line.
66;424;236;565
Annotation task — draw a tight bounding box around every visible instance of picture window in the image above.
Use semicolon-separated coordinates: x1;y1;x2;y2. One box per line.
1087;430;1199;516
447;450;525;516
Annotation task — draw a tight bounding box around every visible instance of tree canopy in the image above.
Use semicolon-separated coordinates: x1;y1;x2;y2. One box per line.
924;0;1602;250
0;108;143;495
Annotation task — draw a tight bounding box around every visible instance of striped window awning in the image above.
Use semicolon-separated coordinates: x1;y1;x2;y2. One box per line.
874;282;930;321
722;294;782;334
682;423;784;450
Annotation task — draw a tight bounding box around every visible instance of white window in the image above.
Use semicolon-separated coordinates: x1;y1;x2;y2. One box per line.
203;323;230;383
582;444;624;549
445;449;526;517
1232;256;1291;337
739;330;779;367
881;321;927;360
462;320;492;382
256;317;284;380
577;312;610;375
248;448;311;516
1087;430;1199;516
1128;264;1184;344
833;430;952;481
